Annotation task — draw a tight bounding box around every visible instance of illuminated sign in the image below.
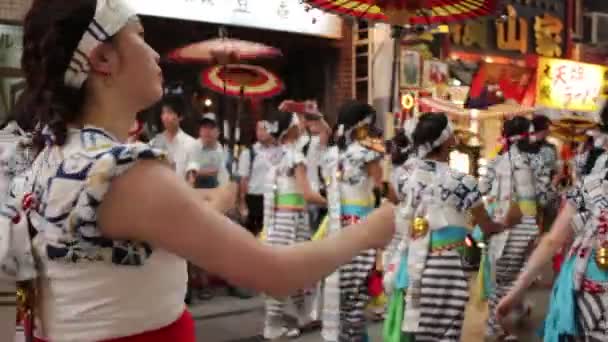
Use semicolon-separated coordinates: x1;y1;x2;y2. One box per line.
128;0;342;39
450;4;565;58
536;57;607;112
401;93;415;110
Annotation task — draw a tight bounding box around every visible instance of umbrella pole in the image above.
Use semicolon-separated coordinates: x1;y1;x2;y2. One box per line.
220;74;234;180
388;25;404;113
232;86;245;177
383;26;404;185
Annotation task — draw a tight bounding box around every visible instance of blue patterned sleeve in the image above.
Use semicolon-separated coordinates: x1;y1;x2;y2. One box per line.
55;143;167;266
566;182;585;211
360;146;382;165
533;158;552;207
456;173;483;211
0;186;37;281
478;158;497;196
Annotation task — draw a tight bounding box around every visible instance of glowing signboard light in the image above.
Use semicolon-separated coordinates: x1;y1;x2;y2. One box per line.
401;93;415;110
536;57;607;112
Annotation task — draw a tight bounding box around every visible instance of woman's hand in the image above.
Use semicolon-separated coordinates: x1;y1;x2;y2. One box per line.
504;201;523;227
496;289;525;331
363;202;396;249
197;182;238;213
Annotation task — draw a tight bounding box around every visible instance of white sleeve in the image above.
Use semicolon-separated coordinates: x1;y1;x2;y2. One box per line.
238;148;251;178
184;144;199;175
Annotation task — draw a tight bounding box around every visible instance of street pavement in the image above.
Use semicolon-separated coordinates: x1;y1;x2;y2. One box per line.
193;282;551;341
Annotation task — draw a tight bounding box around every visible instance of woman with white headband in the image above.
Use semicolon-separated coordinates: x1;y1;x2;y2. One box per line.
382;112;515;342
261;110;328;339
479;116;551;341
497;105;608;342
0;1;395;341
317;100;387;342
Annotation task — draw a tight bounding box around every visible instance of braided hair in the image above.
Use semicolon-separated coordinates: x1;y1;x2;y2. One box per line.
21;0;99;149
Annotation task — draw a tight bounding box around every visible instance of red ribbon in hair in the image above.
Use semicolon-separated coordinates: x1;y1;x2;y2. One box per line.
128;120;144;139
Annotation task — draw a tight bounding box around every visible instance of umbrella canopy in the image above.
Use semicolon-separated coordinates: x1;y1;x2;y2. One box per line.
169;38;282;64
200;64;284;99
549;115;597;143
304;0;499;25
418;97;537;119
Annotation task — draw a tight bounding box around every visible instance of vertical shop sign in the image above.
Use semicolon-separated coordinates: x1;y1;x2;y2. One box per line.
534;14;563;57
496;5;528;54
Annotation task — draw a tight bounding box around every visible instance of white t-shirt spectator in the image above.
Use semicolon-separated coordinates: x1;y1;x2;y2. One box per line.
238;143;281;195
185;141;230;186
149;129;197;179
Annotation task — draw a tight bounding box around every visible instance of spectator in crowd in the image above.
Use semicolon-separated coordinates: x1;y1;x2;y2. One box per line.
149;95;197;179
280;100;331;233
185;113;229;188
238;120;280;236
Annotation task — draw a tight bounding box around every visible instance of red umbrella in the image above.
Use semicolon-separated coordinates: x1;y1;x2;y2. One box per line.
200;64;284;99
169;38;282;64
201;64;284;176
304;0;499;25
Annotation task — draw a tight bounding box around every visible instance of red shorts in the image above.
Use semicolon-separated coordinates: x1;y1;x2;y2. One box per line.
34;310;195;342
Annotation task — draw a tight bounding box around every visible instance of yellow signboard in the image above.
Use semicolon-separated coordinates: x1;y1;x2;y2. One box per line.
536;57;607;112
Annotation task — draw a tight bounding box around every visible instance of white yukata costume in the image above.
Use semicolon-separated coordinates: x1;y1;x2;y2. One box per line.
383;121;481;342
263;116;314;339
0;122;34;342
543;164;608;342
483;144;551;340
0;126;188;341
538;131;608;341
320;135;382;341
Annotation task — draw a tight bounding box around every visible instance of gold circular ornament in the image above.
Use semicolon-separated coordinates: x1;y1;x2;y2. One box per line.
16;288;27;307
412;216;429;239
596;245;608;270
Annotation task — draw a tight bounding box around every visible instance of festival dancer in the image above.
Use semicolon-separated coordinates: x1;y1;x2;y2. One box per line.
0;115;34;342
262;110;328;340
0;1;396;341
383;113;515;342
319;101;385;342
497;105;608;341
483;116;551;341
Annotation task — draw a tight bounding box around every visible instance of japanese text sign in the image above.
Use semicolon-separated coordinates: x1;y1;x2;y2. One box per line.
536;57;607;112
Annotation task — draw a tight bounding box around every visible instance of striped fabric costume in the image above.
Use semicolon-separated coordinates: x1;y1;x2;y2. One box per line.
483;146;550;340
263;144;312;338
320;142;381;342
385;159;482;341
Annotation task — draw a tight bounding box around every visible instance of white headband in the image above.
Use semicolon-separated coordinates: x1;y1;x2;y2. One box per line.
417;120;454;158
587;129;608;149
281;114;300;139
64;0;136;88
261;120;279;134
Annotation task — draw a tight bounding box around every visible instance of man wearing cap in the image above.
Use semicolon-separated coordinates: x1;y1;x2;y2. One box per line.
185;113;230;188
149;95;197;179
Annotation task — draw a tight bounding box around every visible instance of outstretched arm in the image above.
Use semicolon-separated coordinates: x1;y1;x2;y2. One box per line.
98;160;392;297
